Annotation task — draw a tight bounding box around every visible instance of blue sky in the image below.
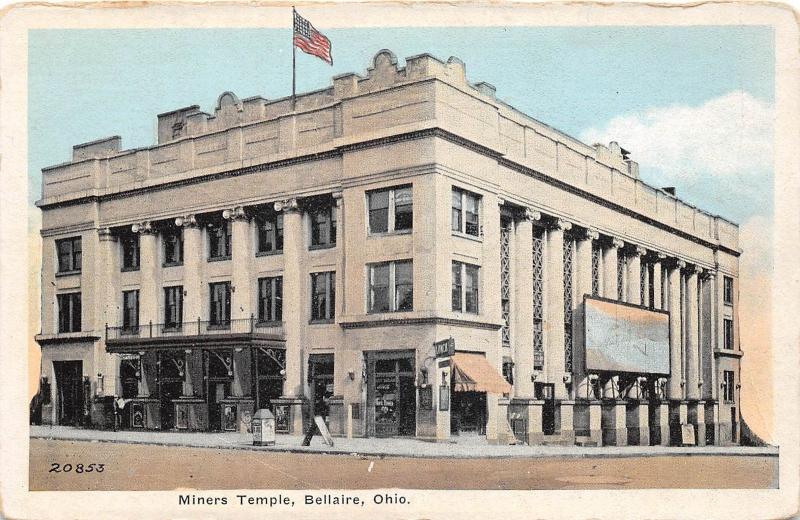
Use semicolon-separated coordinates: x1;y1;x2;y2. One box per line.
29;26;774;223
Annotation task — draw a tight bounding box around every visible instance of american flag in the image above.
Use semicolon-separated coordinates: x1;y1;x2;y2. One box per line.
293;10;332;65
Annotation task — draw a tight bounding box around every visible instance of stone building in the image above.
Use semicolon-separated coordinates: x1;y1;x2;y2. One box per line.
34;49;742;446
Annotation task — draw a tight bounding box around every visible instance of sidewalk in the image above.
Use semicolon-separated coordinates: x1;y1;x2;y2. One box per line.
30;425;778;459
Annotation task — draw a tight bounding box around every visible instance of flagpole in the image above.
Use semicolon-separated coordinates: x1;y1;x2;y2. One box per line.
291;6;297;111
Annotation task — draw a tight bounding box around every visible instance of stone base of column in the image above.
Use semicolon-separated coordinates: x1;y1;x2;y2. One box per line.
658;402;670;446
614;400;627;447
588;401;602;446
637;401;650;446
559;400;576;446
326;396;345;437
695;400;707;447
274;396;307;435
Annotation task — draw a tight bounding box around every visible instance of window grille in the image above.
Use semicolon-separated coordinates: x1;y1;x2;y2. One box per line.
563;237;574;373
500;220;512;348
640;259;647;306
617;253;626;301
532;228;545;370
591;243;600;296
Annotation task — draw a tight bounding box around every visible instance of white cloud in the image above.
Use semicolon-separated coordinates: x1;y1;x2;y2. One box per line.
580;91;774;185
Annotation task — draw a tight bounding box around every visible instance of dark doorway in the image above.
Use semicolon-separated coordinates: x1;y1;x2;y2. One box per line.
731;407;738;443
367;351;416;437
451;391;486;435
53;361;83;426
255;348;284;412
205;350;232;431
158;351;185;430
309;354;334;423
535;382;556;435
648;400;660;446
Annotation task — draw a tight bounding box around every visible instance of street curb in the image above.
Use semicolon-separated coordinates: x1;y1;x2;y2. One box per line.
30;435;780;460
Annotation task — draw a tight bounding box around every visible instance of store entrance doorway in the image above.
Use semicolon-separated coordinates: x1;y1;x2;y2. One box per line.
53;361;83;426
367;350;416;437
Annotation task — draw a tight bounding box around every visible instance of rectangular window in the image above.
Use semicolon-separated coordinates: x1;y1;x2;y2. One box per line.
164;286;183;329
723;370;735;402
257;213;284;254
258;276;283;322
121;235;140;271
451;187;481;237
56;237;82;273
122;290;139;331
311;206;336;247
311;272;336;321
163;229;183;266
452;261;479;313
723;318;734;349
209;282;232;326
368;260;413;313
57;292;81;333
208;221;231;260
368;185;413;234
723;276;734;305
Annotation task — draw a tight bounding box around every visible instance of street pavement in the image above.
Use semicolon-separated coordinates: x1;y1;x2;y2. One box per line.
30;425;778;459
29;437;779;491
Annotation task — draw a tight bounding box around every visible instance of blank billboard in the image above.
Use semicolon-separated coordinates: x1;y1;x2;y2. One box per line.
584;296;670;375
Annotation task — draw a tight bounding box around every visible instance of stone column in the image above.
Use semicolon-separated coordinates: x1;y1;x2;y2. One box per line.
696;400;707;446
659;400;670;446
179;215;202;323
667;259;685;399
97;228;118;393
573;228;598;398
685;265;701;400
514;209;540;397
226;207;252;321
545;218;571;399
626;245;645;305
614;400;627;446
652;253;665;310
602;238;623;300
332;192;345;317
589;400;602;445
638;399;650;446
135;222;158;329
276;199;303;393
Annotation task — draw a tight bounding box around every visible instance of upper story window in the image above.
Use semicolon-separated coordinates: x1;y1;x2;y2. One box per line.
310;205;337;248
451;187;481;237
311;271;336;321
57;292;81;333
258;276;283;323
209;282;232;327
164;286;183;329
368;260;413;313
257;213;284;254
208;221;231;260
368;185;413;234
122;290;139;331
723;276;734;305
723;318;734;350
121;235;140;271
163;229;183;266
723;370;735;402
56;237;82;274
452;261;479;314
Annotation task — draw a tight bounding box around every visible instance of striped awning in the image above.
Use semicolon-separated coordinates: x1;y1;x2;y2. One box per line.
451;352;512;395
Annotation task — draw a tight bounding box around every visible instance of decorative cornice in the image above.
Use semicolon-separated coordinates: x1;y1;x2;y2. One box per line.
40;221;96;238
339;316;502;330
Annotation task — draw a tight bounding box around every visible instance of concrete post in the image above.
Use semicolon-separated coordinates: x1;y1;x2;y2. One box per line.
626;246;645;305
686;265;701;400
602;238;623;300
573;228;597;399
668;259;685;399
180;216;202;323
513;209;539;397
546;219;571;399
227;208;252;321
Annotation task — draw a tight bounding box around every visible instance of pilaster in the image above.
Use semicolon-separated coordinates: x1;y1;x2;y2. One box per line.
513;209;539;397
178;215;201;322
545;218;570;399
667;259;685;399
573;227;598;398
225;206;252;321
134;221;158;326
685;265;701;400
276;198;304;397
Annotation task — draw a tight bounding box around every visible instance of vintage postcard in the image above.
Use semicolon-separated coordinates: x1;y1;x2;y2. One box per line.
0;1;798;518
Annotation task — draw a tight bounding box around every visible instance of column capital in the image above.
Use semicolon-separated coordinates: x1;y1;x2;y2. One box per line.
175;214;198;228
628;245;646;257
609;237;624;249
274;198;300;213
131;221;155;235
580;227;600;241
655;252;667;261
684;263;702;276
222;206;248;222
675;259;687;269
332;191;344;206
97;227;116;242
702;269;716;280
550;218;572;231
522;207;542;223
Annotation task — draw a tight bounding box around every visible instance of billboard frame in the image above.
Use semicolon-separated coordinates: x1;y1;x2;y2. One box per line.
582;293;671;377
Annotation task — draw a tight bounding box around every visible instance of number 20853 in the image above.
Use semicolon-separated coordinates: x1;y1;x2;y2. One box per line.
49;463;105;473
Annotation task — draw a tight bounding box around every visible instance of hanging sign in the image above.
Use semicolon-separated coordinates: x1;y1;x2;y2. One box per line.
434;337;455;358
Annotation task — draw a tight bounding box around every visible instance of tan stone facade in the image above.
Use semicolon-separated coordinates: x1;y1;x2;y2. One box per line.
35;50;742;445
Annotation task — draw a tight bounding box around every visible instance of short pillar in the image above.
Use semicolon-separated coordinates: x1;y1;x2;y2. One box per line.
614;400;627;447
560;400;575;445
588;400;602;446
696;401;707;446
659;402;670;446
527;400;544;445
638;401;650;446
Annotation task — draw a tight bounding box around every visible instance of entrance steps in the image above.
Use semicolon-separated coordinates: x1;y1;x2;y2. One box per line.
574;436;598;447
541;435;573;447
